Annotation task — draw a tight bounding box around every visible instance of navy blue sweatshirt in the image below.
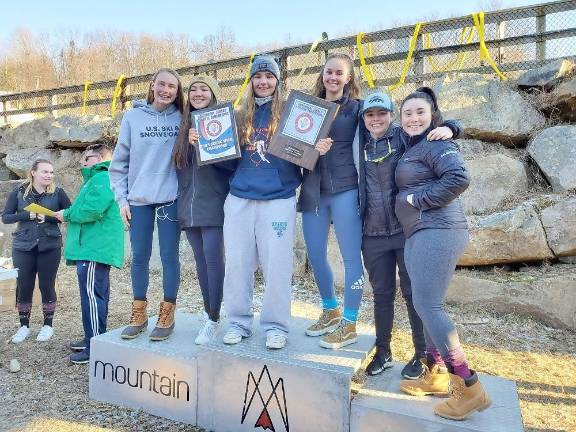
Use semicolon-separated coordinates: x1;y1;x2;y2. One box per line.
229;101;302;200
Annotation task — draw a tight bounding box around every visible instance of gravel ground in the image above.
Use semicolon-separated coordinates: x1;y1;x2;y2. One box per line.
0;262;575;432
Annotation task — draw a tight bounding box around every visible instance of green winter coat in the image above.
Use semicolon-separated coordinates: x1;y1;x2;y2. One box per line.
63;161;125;268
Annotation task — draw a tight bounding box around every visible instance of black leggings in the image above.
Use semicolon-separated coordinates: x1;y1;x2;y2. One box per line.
13;247;61;326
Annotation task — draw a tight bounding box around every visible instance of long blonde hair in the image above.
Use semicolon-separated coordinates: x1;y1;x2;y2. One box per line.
23;159;55;197
236;82;283;145
146;68;185;114
313;53;362;100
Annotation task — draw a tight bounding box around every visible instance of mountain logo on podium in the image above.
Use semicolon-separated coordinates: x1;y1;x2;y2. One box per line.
241;364;289;432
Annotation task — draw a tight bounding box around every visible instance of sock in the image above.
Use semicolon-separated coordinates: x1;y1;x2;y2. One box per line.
426;346;446;368
17;303;32;327
444;347;472;379
342;308;358;323
42;302;56;327
208;310;220;322
322;297;338;310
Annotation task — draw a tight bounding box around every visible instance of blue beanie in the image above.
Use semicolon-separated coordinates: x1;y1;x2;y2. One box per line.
250;55;280;81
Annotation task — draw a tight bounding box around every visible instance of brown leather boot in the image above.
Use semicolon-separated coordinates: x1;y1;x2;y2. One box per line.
434;371;492;420
400;361;450;397
121;300;148;339
149;301;176;341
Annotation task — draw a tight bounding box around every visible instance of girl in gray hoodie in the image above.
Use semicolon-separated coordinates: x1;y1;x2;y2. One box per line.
109;68;184;342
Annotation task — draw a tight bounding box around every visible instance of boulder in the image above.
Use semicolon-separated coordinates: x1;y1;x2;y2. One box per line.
0;116;53;155
448;270;576;330
528;125;576;192
517;59;574;90
48;115;118;148
460;153;528;214
542;75;576;122
540;197;576;257
0;220;17;256
0;180;23;205
437;74;546;146
459;203;554;265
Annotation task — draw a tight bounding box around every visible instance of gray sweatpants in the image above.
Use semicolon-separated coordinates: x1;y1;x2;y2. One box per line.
404;228;469;357
223;194;296;336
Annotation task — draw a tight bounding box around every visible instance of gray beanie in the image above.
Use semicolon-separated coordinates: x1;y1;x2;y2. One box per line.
250;55;280;81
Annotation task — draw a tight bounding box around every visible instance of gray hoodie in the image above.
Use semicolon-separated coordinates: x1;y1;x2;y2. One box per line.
109;100;182;207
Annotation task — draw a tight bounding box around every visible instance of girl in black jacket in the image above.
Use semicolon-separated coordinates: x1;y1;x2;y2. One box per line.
2;159;71;344
394;88;490;421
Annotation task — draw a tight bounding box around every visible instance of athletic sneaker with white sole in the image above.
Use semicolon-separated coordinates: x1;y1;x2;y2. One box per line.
36;325;54;342
223;327;246;345
11;326;30;344
195;320;219;345
266;332;287;349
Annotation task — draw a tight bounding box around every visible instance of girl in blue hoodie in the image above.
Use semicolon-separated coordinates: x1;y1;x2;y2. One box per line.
222;55;332;350
110;68;184;342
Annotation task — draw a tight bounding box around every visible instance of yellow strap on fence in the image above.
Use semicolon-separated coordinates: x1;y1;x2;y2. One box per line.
356;32;376;88
82;81;91;115
234;53;255;108
388;22;423;92
96;88;106;99
424;27;476;73
111;74;126;118
297;38;322;78
472;12;507;80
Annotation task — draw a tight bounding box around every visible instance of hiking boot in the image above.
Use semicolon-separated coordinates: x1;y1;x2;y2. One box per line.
195;320;219;345
149;301;176;341
366;351;393;376
36;325;54;342
266;332;287;350
401;353;426;379
69;339;87;352
11;326;30;344
434;372;491;420
306;308;341;337
400;362;450;397
70;350;90;365
121;300;148;339
319;320;357;349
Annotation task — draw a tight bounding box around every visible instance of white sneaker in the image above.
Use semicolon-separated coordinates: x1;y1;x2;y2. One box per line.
222;327;244;345
195;320;219;345
266;332;287;350
11;326;30;344
36;325;54;342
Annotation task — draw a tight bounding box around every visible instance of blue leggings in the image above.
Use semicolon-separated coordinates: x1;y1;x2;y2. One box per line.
185;227;224;322
129;202;181;302
302;188;364;322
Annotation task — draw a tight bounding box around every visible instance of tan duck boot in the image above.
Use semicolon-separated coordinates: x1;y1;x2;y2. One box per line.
400;361;450;397
306;308;341;336
121;300;148;339
149;301;176;341
434;371;492;420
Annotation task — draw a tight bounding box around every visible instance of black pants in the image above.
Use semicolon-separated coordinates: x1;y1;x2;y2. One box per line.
362;233;425;356
13;246;61;326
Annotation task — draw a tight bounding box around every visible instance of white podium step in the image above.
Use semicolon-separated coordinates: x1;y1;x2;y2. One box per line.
350;363;524;432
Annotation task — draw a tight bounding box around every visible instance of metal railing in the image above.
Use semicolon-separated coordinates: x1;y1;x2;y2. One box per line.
0;0;574;123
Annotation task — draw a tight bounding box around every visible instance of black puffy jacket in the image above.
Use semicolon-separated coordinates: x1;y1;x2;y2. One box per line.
394;131;470;238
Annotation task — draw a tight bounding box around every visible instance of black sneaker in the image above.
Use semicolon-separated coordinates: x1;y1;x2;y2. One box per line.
69;339;86;352
401;353;425;379
70;350;90;365
366;352;393;376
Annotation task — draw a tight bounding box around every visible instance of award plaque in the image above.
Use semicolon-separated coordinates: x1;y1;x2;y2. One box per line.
192;102;241;166
268;90;339;170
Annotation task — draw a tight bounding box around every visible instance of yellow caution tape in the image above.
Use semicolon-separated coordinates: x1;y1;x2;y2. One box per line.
389;22;423;92
82;81;91;115
297;38;322;78
424;27;476;73
111;74;126;118
356;32;376;88
472;12;507;80
234;53;255;108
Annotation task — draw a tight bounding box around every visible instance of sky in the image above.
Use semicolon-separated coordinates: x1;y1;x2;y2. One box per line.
0;0;553;48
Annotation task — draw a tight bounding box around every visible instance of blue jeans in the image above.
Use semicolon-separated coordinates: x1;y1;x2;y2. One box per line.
129;202;181;302
302;188;364;321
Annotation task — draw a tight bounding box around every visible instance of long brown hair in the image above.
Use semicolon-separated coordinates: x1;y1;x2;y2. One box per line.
173;80;220;169
313;53;361;100
400;86;444;128
23;159;55;197
237;81;283;145
146;68;185;113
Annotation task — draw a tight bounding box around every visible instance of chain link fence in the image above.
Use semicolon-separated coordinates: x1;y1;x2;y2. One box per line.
0;0;574;124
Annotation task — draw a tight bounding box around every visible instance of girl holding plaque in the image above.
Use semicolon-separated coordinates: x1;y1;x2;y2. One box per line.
2;159;71;343
173;76;232;345
298;53;365;350
110;68;184;342
222;55;332;350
